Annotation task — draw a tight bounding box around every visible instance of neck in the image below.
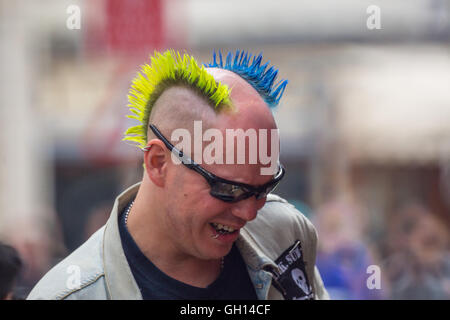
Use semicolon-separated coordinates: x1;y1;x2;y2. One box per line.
126;180;222;288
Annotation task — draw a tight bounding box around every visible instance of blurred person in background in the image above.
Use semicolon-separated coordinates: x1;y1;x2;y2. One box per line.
383;203;450;299
4;214;65;297
27;50;329;300
83;202;114;241
314;192;385;299
0;242;23;300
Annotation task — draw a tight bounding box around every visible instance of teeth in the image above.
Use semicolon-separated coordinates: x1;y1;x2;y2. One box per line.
211;223;236;233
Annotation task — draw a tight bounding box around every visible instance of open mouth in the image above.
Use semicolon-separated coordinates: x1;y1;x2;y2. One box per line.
209;222;238;235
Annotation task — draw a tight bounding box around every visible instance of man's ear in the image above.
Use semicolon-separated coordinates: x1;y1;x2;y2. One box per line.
144;139;169;187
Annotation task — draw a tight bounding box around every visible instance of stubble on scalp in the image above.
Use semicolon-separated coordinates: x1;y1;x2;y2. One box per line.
147;85;228;141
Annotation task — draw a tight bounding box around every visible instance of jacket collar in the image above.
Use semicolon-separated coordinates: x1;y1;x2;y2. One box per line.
102;182;278;299
103;183;142;300
236;231;278;271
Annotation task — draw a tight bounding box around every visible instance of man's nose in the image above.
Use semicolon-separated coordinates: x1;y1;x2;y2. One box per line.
230;196;266;222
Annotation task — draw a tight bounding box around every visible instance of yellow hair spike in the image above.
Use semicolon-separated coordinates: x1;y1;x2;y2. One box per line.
123;50;233;150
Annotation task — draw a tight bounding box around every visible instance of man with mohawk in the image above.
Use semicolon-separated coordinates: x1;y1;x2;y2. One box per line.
28;50;329;300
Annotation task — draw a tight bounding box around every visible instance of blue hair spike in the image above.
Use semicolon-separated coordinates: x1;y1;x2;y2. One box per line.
218;51;223;67
233;50;240;68
238;50;245;65
204;50;288;107
212;49;218;67
226;52;233;68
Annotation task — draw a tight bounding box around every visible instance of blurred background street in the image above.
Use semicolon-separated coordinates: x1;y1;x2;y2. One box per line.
0;0;449;299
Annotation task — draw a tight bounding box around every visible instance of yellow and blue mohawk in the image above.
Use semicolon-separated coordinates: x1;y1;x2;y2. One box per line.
123;49;288;149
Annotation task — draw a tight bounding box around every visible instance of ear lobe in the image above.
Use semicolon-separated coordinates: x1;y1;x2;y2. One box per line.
144;140;168;188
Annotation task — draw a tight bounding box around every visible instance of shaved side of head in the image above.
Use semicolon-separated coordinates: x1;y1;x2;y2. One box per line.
205;68;277;132
147;68;277;140
148;85;235;140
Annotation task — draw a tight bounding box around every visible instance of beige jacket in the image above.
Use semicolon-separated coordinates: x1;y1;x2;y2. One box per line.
27;183;329;300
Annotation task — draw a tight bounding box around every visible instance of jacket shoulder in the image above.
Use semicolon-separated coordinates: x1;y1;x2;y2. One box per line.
244;194;329;299
245;194;318;263
27;227;108;300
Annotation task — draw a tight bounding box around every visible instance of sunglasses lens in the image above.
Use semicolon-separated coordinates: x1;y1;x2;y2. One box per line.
210;182;250;202
256;180;281;200
209;165;285;203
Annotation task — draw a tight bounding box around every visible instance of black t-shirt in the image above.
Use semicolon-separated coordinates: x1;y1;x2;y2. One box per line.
118;201;258;300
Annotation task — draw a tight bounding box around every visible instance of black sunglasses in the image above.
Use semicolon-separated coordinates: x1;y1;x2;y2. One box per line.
145;124;285;203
